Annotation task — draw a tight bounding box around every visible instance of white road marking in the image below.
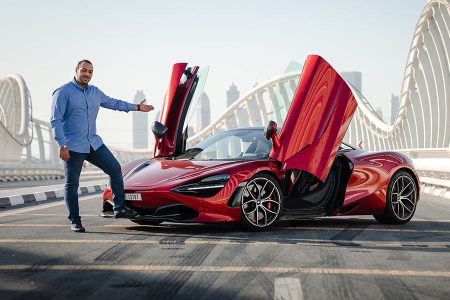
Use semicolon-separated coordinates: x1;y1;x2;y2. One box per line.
280;226;450;233
274;277;304;300
35;192;47;202
0;264;449;278
3;220;450;234
0;238;448;249
9;196;23;206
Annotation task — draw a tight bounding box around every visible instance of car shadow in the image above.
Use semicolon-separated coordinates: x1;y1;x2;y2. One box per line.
102;217;450;253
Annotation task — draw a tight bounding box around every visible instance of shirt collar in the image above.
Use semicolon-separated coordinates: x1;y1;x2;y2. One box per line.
71;77;89;91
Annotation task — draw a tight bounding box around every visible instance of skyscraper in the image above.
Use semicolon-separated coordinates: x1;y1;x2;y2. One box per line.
341;72;362;92
390;94;399;124
196;92;211;133
226;83;240;107
132;90;148;149
375;107;383;121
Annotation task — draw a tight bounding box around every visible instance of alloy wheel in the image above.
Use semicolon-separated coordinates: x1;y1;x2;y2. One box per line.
390;174;417;221
241;176;281;228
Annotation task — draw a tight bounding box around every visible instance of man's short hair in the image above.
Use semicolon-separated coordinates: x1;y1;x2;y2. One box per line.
76;59;93;70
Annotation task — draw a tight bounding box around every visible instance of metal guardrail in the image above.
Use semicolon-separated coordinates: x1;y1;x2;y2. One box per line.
0;163;64;182
396;149;450;192
0;116;152;183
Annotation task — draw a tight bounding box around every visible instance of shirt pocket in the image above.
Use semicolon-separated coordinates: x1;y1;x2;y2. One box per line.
70;97;88;117
87;98;100;115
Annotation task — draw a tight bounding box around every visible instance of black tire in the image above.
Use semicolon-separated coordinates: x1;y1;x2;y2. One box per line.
374;170;418;224
131;220;163;226
240;173;282;231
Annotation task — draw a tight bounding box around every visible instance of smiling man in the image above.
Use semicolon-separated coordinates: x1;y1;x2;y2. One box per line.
51;59;154;232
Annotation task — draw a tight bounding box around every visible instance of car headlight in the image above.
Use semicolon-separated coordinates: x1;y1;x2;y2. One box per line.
171;174;230;197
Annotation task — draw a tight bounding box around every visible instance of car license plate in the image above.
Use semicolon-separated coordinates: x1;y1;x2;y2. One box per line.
125;193;142;201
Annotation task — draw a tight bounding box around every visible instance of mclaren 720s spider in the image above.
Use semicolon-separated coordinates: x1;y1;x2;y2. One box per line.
101;55;419;231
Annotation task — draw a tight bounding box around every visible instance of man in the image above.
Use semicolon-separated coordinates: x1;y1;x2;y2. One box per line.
51;59;154;232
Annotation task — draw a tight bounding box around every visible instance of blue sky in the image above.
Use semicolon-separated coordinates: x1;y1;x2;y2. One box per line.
0;0;426;148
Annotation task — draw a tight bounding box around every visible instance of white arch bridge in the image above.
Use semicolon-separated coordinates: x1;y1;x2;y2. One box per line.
188;0;450;194
1;0;449;194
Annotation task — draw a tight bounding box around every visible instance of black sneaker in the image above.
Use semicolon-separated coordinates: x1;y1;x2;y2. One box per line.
71;224;86;232
114;208;137;219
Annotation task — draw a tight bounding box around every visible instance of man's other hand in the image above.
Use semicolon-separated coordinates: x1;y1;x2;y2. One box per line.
60;148;70;161
138;99;154;112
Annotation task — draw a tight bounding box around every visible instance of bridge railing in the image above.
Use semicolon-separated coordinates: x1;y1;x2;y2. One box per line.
0;118;152;182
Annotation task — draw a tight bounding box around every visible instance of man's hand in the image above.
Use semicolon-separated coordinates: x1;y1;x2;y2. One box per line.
60;148;70;161
137;99;154;112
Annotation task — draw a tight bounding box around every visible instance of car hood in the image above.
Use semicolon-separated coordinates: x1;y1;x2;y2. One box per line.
123;158;247;190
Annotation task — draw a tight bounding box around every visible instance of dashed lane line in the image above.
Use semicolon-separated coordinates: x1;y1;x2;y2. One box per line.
274;277;304;300
0;264;450;278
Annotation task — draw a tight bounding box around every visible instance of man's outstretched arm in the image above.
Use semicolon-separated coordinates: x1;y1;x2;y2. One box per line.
98;89;154;112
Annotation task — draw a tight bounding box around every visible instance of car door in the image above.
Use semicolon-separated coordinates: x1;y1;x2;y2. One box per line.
269;55;357;181
153;64;203;158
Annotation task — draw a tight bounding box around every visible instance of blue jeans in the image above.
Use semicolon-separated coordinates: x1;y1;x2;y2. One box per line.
64;144;125;225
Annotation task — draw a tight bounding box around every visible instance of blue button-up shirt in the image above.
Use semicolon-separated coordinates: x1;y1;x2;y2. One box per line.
51;78;136;153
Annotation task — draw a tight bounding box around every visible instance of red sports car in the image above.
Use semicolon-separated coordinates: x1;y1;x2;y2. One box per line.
102;55;419;231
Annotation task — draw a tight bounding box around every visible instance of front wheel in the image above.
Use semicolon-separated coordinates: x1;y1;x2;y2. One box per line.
374;170;418;224
240;173;282;231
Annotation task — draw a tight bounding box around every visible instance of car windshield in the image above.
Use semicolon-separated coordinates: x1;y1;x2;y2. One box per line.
177;129;272;160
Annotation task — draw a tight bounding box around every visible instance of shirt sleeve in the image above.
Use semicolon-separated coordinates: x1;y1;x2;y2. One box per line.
98;88;136;112
50;88;68;147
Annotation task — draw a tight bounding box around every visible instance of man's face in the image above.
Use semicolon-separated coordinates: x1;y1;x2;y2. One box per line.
75;62;93;86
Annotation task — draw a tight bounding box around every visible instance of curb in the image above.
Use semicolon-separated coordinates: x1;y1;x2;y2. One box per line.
0;184;107;208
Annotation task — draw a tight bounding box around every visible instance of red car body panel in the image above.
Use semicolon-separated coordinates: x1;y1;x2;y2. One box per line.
339;150;419;216
270;55;357;181
115;159;283;223
103;149;418;222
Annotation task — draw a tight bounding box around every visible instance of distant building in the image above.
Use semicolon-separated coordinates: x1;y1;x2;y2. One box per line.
283;60;302;73
226;83;240;107
196;92;211;133
341;72;362;93
154;109;161;122
132;90;148;149
188;125;195;138
390;94;399;124
375;106;383;121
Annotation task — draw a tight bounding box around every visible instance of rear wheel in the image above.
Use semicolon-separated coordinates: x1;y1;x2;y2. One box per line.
240;173;282;231
374;170;418;224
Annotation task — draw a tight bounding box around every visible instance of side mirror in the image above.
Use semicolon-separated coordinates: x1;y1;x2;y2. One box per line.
152;121;168;139
264;120;280;152
264;120;277;140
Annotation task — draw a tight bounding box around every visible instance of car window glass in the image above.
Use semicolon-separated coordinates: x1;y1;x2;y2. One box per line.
179;129;271;160
182;66;210;135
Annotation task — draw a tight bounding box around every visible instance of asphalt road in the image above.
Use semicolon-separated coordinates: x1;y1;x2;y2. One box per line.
0;192;449;300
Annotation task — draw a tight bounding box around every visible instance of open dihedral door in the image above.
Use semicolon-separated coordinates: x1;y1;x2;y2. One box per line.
269;55;357;181
153;63;199;158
